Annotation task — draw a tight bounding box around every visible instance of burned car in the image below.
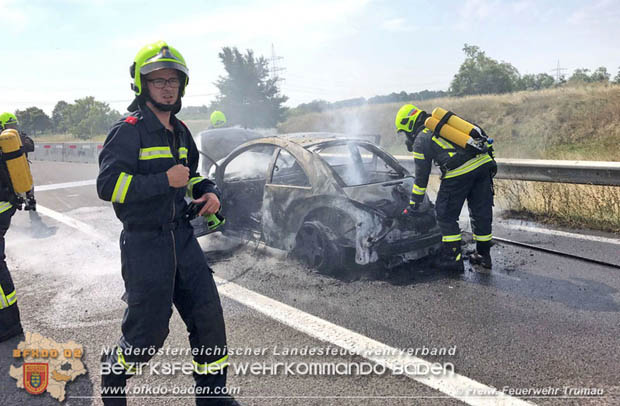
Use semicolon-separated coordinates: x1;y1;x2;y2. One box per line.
192;129;441;271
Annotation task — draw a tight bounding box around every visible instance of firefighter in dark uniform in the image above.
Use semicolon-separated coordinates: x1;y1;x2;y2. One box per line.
0;162;22;343
0;112;35;343
395;104;496;272
97;41;236;406
1;113;36;210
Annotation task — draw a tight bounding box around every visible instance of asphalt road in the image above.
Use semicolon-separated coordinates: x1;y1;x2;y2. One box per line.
1;161;618;405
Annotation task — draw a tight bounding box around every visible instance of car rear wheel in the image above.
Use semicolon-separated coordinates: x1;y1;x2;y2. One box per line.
293;221;342;274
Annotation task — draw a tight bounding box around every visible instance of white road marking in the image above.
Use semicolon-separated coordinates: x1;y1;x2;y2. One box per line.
36;205;109;241
215;277;534;406
36;179;96;191
35;203;535;406
499;223;620;246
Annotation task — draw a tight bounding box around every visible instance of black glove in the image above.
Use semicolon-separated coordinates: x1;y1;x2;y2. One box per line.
490;159;498;178
405;134;415;152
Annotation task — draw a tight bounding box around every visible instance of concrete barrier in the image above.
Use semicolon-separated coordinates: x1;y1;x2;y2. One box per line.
32;142;102;164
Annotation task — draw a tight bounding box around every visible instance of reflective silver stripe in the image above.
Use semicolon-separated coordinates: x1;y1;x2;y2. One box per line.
187;176;204;197
6;290;16;306
0;201;13;214
111;172;133;203
412;152;425;160
193;354;229;374
432;136;453;149
179;147;188;160
444;154;493;179
412;184;426;196
139;146;173;160
0;284;8;309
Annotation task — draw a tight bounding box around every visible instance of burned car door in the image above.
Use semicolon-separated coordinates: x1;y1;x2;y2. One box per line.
262;147;315;250
215;144;277;236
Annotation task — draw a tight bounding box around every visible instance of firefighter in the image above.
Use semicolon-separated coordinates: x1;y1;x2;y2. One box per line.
0;160;22;343
395;104;496;271
97;41;236;405
0;113;36;210
210;110;227;128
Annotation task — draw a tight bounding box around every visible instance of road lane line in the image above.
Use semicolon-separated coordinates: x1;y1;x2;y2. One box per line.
214;277;534;406
499;223;620;246
36;179;96;191
37;204;109;241
35;203;535;405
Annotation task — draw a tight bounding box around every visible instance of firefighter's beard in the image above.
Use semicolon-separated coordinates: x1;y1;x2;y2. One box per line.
146;88;183;114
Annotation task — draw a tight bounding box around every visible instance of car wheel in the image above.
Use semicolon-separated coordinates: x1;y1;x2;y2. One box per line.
293;221;342;274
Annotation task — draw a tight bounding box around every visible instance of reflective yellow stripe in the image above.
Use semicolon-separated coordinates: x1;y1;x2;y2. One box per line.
111;172;132;203
473;233;493;242
187;176;204;197
456;253;462;261
411;184;426;196
409;200;417;205
139;146;174;160
179;147;188;160
432;136;456;157
0;201;13;214
117;347;137;373
444;154;493;179
442;234;462;242
0;283;8;309
6;290;17;306
412;152;425;160
193;354;229;374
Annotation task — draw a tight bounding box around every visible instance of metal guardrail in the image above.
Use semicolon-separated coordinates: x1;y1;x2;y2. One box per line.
30;143;620;187
393;155;620;187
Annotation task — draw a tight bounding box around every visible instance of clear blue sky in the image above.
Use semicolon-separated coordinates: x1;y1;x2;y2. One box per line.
1;0;619;115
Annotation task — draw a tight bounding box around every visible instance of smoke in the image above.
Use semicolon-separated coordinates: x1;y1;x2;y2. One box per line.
5;206;125;329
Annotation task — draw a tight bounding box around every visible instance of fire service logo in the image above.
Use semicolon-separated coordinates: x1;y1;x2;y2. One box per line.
23;362;49;395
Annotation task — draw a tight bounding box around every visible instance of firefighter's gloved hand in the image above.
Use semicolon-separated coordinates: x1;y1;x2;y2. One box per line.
490;160;498;178
403;201;421;215
405;134;415;152
405;138;414;152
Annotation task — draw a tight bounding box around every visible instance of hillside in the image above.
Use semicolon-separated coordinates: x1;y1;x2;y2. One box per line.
277;85;620;161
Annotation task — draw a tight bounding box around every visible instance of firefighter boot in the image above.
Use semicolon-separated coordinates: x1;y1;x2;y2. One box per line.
437;241;464;273
469;241;492;269
100;352;128;406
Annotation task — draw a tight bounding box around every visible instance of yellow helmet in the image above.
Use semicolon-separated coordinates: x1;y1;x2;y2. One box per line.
210;110;227;128
0;112;18;129
395;104;422;134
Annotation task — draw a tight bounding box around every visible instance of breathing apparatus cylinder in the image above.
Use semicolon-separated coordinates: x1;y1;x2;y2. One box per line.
424;107;488;151
0;129;34;194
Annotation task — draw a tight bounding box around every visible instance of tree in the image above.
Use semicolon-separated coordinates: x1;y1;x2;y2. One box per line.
52;100;71;133
65;97;121;139
614;67;620;84
590;66;610;82
450;44;521;96
519;73;555;90
15;107;52;135
568;68;592;83
211;47;288;128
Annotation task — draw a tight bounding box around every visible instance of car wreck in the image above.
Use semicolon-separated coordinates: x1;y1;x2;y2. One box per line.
192;128;442;272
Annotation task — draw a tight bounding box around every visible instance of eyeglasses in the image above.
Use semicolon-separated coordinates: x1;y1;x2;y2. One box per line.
146;78;181;89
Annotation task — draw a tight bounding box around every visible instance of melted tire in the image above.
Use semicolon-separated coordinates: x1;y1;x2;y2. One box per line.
293;221;342;274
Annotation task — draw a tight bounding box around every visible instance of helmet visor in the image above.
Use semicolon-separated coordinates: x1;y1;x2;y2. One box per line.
140;60;189;76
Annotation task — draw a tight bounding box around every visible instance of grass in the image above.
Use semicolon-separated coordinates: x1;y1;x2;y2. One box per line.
278;85;620;234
